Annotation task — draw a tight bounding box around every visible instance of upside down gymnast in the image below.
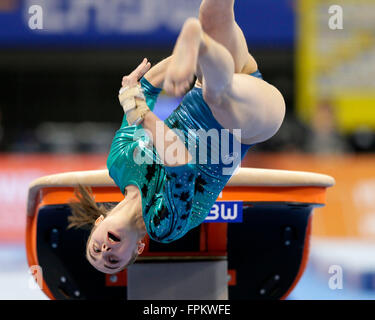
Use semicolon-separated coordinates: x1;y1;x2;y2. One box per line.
68;0;286;274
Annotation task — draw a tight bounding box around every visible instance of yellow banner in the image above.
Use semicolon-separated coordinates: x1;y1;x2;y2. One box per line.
297;0;375;134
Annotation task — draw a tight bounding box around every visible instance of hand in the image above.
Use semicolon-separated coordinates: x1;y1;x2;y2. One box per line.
121;58;151;88
119;58;152;126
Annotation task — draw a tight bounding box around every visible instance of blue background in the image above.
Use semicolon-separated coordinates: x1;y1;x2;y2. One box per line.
0;0;295;48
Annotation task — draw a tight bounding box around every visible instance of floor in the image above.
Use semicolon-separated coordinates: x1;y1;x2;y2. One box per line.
1;244;375;300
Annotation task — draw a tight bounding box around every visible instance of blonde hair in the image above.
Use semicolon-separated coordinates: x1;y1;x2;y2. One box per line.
67;184;109;230
67;184;139;271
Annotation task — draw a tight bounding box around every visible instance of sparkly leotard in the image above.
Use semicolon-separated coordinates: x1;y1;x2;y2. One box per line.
107;71;263;243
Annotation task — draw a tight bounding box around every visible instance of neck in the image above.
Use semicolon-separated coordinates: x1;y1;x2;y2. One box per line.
124;184;141;200
116;185;146;237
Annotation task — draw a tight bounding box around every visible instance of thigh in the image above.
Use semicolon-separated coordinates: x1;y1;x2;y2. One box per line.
204;74;286;145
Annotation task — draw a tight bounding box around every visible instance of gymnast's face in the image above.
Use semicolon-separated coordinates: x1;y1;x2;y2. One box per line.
86;214;145;274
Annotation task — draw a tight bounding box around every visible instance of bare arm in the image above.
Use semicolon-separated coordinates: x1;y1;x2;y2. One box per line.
120;58;192;167
142;57;192;166
143;56;172;89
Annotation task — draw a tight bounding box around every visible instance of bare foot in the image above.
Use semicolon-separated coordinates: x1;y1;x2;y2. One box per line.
164;18;202;97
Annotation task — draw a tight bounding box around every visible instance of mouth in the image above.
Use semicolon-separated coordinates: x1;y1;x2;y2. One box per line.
107;231;121;243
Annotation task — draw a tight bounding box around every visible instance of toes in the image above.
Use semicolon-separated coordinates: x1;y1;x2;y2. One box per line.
175;86;185;97
178;80;192;96
182;80;191;92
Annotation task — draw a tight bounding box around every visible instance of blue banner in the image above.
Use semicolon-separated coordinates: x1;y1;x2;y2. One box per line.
204;201;243;223
0;0;295;48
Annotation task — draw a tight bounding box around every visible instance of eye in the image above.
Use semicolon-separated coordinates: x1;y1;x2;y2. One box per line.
93;244;101;253
108;232;121;242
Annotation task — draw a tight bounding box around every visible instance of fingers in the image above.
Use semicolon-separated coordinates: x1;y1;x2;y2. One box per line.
130;58;147;77
121;58;152;87
131;58;151;80
179;79;192;95
121;76;129;87
142;61;152;76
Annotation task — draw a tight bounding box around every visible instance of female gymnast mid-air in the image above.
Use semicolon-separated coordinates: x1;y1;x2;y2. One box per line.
68;0;286;274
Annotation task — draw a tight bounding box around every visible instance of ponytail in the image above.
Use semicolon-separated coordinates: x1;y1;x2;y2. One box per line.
67;184;109;230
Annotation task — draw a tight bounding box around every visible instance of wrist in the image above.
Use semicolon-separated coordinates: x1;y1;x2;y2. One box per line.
126;102;150;126
142;108;153;123
118;84;150;126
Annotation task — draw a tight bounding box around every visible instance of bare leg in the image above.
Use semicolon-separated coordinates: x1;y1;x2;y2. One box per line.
164;18;234;98
198;0;258;75
164;18;285;145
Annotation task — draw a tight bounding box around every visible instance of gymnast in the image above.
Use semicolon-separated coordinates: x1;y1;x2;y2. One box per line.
68;0;285;274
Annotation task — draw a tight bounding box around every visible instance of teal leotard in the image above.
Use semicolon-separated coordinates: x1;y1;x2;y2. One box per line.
107;71;262;243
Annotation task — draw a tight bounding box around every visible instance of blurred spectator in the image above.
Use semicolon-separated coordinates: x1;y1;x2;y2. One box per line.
35;122;77;153
305;100;352;154
34;122;118;153
348;126;375;152
11;128;40;153
0;0;16;11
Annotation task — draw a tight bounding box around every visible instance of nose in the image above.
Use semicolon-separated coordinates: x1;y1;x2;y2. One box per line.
102;243;111;252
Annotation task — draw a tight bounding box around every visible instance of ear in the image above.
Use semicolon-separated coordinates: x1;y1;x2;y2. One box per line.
137;241;145;255
95;215;104;226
